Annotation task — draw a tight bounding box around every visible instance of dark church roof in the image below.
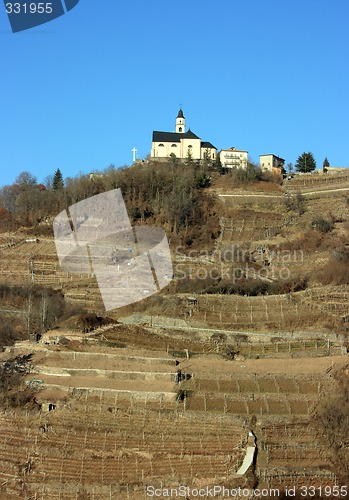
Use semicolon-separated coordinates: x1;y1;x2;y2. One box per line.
153;131;180;143
184;128;200;139
201;141;217;150
177;108;184;119
152;128;201;143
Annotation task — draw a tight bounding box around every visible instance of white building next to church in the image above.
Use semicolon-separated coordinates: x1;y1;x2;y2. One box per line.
151;108;217;161
220;147;248;169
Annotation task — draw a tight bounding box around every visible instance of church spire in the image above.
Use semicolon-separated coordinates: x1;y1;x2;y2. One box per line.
176;107;185;133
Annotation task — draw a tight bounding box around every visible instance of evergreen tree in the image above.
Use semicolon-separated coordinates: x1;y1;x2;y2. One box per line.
185;147;194;167
52;168;64;190
295;152;316;173
323;157;330;172
215;153;223;174
202;148;212;170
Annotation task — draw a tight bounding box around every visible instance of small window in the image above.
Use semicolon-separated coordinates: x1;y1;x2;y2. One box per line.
171;144;177;147
178;127;182;132
188;145;192;148
158;143;164;147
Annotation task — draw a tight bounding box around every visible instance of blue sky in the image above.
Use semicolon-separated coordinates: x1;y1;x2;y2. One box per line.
0;0;349;186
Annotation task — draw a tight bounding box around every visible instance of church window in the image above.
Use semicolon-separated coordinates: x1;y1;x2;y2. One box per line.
171;144;177;147
188;145;193;148
158;143;165;147
178;127;182;132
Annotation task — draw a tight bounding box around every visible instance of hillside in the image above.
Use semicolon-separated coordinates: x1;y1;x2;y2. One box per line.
0;164;349;497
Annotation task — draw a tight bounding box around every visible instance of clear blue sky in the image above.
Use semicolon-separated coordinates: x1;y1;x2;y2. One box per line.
1;0;349;186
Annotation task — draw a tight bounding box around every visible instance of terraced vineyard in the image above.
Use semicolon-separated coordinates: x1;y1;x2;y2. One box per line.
256;422;337;490
1;175;349;498
285;171;349;193
1;331;344;499
1;340;251;499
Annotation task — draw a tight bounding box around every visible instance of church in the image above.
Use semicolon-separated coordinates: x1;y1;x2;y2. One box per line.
151;108;217;162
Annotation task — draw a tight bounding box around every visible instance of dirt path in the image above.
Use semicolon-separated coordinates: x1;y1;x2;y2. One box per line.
217;186;349;199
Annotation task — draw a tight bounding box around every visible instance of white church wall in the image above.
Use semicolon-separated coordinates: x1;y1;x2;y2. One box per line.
181;138;201;160
200;148;217;160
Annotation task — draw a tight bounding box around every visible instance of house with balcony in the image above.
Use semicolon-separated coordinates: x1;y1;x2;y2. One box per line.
219;147;248;169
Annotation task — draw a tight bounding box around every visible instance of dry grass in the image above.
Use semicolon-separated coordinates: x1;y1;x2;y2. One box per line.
319;248;349;286
315;366;349;482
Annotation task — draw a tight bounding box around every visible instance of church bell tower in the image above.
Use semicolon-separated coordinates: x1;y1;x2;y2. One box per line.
176;107;185;133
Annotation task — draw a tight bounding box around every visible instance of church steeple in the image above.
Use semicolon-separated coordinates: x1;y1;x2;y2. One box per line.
176;107;185;133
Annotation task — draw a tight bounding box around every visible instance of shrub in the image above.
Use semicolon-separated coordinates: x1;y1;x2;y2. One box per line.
228;163;263;184
311;215;334;233
195;173;211;188
203;276;308;296
320;247;349;285
132;207;141;221
284;192;306;215
77;313;112;333
0;355;34;408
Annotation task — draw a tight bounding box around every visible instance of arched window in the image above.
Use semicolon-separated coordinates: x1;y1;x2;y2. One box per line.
158;143;164;147
171;144;177;147
188;145;193;148
178;127;182;132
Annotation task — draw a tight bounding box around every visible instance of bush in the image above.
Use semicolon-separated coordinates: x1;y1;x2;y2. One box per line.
285;192;306;215
195;173;211;188
203;276;308;296
226;163;263;184
320;247;349;285
312;215;334;233
0;355;34;408
77;313;112;333
132;207;141;221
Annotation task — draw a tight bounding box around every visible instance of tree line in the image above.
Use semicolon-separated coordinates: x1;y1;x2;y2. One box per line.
287;153;331;174
0;162;221;248
0;153;330;237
